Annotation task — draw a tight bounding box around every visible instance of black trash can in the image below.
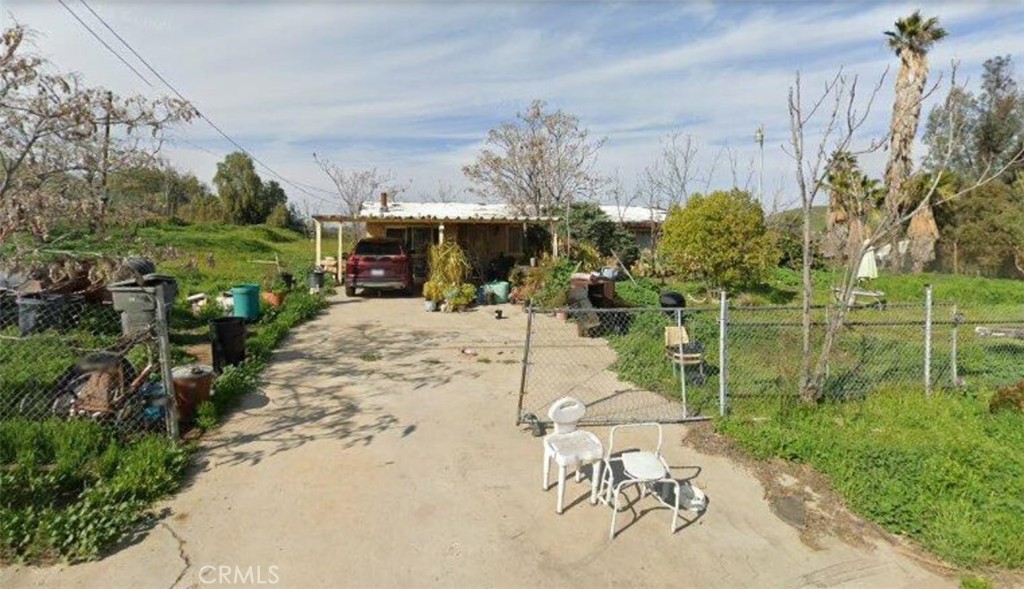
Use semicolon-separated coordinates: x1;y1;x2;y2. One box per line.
308;269;325;289
16;294;65;336
280;272;295;290
210;316;247;374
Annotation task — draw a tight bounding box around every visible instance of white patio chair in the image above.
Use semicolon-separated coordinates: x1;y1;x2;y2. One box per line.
542;397;604;514
599;422;706;539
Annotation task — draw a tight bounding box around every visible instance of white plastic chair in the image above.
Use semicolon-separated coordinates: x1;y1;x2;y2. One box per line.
542;397;604;514
599;422;706;539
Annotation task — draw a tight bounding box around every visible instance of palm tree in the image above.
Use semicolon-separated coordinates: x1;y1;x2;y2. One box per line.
883;11;947;270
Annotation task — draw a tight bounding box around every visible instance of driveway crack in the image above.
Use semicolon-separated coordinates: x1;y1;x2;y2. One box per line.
161;521;193;589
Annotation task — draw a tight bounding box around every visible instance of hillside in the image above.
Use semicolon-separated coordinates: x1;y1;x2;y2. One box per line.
770;205;828;233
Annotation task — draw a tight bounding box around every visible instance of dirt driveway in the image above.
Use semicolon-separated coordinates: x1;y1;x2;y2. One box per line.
1;294;955;589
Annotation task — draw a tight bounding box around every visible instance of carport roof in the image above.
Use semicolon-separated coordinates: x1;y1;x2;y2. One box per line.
313;201;558;224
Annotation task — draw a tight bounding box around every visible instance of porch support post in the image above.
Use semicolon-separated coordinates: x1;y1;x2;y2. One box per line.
342;224;350;282
314;219;322;267
438;223;445;244
551;228;559;256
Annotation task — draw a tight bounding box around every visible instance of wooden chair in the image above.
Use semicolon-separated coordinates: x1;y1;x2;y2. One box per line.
664;326;706;385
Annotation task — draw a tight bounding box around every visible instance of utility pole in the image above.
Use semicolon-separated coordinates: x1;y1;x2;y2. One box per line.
99;90;113;228
754;125;765;203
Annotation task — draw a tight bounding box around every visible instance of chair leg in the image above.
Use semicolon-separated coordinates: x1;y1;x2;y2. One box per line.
609;487;620;540
590;462;601;504
575;466;583;483
542;449;550;491
556;464;567;514
671;480;681;535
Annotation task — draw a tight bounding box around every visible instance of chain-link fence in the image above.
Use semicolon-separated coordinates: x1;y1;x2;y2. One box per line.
0;288;179;438
517;289;1023;425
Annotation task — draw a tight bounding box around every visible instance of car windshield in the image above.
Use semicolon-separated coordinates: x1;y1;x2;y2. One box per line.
355;241;402;256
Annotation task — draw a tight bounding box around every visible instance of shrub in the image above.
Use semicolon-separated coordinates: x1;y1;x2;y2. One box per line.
659;190;777;292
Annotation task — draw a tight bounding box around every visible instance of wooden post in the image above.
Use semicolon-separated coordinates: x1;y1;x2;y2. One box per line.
438;223;445;244
314;219;322;268
154;286;179;440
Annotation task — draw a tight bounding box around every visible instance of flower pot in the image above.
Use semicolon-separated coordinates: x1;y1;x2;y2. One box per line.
262;291;285;307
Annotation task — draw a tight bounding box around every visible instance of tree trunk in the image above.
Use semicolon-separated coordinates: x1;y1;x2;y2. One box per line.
799;191;814;403
884;51;930;268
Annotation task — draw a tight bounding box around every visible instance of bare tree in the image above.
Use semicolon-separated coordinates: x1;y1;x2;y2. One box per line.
462;100;605;217
426;180;463;204
787;63;1023;402
313;153;407;234
1;24;195;241
638;131;702;210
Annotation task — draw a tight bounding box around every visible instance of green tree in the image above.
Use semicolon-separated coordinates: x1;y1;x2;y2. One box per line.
658;190;776;292
562;202;638;265
212;152;287;224
936;174;1024;277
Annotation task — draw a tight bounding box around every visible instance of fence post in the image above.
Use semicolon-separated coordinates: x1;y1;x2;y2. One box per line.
924;284;933;397
676;308;688;418
154;286;180;439
516;306;534;426
951;303;960;388
718;290;728;416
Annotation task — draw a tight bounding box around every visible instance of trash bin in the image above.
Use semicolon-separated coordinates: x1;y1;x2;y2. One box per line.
486;281;511;304
108;274;178;335
210;317;246;373
171;364;215;424
16;293;65;335
230;284;261;320
308;269;325;290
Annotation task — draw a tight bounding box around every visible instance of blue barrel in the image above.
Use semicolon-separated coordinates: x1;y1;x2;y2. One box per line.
231;284;261;320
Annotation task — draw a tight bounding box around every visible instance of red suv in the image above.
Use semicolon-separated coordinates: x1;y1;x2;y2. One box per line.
344;238;413;297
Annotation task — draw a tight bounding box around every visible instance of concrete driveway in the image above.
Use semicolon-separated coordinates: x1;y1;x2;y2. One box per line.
1;294;954;589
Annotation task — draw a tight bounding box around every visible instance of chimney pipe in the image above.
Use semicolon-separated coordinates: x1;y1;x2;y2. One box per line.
380;192;389;212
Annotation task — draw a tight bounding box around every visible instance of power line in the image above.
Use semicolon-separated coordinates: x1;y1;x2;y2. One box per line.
64;0;337;205
55;0;153;88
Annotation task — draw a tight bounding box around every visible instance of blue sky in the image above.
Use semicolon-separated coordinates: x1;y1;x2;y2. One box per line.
4;0;1023;212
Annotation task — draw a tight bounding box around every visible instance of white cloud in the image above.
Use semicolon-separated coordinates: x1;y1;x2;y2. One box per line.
5;0;1023;211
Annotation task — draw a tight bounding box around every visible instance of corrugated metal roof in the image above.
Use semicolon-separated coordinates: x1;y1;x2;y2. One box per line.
356;201;556;222
598;205;666;224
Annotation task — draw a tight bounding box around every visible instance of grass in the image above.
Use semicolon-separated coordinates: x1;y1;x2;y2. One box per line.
0;221;328;563
605;271;1024;572
718;390;1024;569
0;419;190;562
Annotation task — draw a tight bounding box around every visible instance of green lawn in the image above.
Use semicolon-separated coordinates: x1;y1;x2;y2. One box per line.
718;391;1024;569
609;272;1023;572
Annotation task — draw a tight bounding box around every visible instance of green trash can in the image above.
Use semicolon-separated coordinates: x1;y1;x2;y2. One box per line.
231;284;261;320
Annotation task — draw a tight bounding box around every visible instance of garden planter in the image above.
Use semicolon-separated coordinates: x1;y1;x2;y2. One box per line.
261;291;285;307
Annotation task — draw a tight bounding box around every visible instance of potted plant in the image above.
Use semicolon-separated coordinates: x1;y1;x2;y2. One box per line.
261;272;288;308
423;242;471;312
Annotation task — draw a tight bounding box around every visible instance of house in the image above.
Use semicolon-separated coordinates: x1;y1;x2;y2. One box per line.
312;193;558;282
598;205;666;250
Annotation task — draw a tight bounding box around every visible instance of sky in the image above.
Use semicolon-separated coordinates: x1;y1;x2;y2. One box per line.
3;0;1023;214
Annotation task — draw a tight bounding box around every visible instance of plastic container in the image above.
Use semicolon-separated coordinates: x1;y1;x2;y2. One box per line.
210;317;247;373
108;274;178;335
309;269;325;290
16;294;64;336
230;284;261;320
171;364;215;424
486;281;511;304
